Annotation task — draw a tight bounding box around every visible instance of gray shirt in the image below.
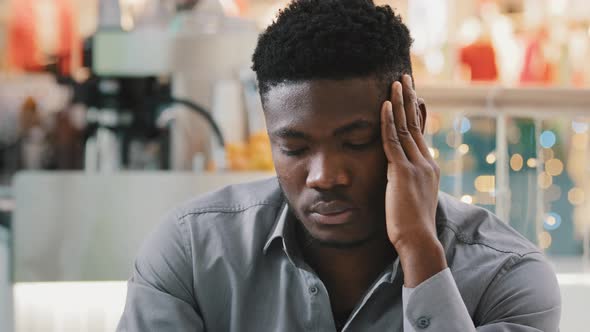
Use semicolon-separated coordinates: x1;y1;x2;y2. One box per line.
117;177;561;331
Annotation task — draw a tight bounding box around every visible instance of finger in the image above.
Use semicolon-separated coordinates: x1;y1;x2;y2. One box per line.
391;81;422;162
380;100;406;163
402;75;432;161
402;75;420;133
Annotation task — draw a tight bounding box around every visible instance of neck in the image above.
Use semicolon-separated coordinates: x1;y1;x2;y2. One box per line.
296;222;397;318
299;227;396;286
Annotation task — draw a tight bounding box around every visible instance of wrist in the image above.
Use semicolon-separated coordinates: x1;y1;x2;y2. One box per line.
396;235;447;288
392;230;439;254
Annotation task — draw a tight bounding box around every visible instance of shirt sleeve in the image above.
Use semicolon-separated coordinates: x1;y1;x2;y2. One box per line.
116;212;205;332
402;254;561;331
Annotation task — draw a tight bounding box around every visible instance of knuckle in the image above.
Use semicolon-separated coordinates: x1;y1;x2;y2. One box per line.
417;161;434;173
425;162;441;178
386;135;401;146
408;123;421;133
397;126;411;137
395;99;404;110
389;160;411;173
433;164;441;177
416;164;431;177
406;89;417;103
402;161;417;171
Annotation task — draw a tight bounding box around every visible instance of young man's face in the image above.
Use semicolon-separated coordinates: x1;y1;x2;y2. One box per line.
263;78;392;247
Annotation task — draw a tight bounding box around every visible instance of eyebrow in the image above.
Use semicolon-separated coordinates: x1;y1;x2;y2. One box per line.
271;128;309;140
332;120;375;136
271;120;376;140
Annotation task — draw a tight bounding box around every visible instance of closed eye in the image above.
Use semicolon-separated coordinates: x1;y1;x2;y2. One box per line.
343;136;379;150
280;147;308;156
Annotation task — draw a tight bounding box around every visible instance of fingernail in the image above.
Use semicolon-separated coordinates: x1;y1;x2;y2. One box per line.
396;82;403;95
405;74;413;86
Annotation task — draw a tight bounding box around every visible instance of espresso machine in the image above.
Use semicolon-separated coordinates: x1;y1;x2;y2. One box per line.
87;0;260;172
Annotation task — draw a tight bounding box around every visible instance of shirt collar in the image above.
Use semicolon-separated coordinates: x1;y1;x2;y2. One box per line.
263;202;290;254
263;192;450;258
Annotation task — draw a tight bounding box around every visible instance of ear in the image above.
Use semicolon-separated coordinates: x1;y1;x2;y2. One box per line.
418;98;428;135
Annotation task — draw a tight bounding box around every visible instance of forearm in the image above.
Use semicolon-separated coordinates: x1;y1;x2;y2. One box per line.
402;268;476;331
400;251;561;332
395;232;447;288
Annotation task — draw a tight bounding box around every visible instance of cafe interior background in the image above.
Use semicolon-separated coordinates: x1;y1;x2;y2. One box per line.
0;0;589;331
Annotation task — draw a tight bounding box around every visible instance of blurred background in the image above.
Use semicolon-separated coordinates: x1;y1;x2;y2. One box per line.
0;0;589;331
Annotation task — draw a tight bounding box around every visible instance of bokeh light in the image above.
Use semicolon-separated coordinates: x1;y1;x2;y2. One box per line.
541;148;554;160
428;147;440;159
454;117;471;134
458;143;470;155
545;158;564;176
572;120;589;133
540;131;556;148
486;152;496;164
538;172;553;189
510;153;523;171
461;195;474;204
475;175;495;193
543;212;562;231
538;231;552;249
527;158;537;168
568;188;585;205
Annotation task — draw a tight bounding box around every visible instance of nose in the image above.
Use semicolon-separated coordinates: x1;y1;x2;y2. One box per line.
305;153;351;190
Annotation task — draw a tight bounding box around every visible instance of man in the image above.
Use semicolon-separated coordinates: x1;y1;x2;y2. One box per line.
117;1;561;331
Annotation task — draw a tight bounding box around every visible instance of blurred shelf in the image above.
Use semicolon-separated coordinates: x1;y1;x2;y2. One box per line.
417;85;590;115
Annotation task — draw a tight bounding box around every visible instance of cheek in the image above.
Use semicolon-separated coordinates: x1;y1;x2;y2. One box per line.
271;148;307;196
352;150;388;197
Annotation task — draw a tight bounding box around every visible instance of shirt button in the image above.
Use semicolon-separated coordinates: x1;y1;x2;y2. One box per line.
308;286;319;295
416;316;430;329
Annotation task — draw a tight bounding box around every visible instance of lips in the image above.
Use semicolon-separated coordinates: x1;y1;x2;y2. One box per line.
309;201;357;225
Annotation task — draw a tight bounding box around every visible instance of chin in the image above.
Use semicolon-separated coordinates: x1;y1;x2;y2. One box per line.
304;223;377;249
316;237;376;249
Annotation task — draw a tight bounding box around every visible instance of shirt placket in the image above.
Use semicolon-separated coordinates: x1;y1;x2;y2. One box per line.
341;259;403;331
299;267;337;331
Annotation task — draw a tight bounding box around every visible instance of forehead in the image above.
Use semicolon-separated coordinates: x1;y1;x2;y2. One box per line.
262;79;385;129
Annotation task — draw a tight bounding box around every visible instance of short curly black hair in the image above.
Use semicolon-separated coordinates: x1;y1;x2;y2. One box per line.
252;0;413;96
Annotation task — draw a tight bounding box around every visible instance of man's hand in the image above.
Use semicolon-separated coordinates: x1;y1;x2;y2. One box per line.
380;74;447;288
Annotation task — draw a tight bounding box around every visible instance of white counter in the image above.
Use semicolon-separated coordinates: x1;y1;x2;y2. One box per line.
0;226;13;332
9;172;590;331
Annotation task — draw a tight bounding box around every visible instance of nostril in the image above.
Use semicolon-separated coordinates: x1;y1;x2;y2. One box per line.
305;155;352;189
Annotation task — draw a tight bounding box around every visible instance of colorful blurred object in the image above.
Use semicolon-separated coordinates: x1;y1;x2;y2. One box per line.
5;0;81;75
226;131;273;171
6;0;42;71
459;39;499;82
520;28;555;85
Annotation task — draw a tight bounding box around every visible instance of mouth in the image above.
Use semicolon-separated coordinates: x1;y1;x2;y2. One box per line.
309;209;355;225
308;201;357;226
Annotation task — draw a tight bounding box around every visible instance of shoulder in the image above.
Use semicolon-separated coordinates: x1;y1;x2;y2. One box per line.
146;177;284;246
164;177;285;253
163;177;285;266
136;177;286;282
436;192;560;327
173;176;284;219
437;191;540;258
